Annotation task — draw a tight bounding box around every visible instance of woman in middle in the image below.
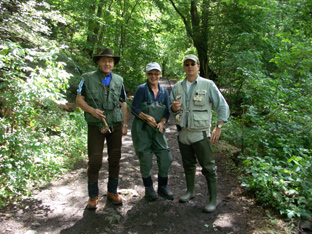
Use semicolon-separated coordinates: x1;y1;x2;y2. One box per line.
131;62;173;201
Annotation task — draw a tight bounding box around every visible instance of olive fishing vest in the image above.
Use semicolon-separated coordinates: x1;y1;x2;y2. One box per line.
175;77;213;131
82;70;124;127
140;83;166;123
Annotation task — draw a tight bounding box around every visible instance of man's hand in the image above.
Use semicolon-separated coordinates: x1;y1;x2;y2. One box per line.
171;98;181;112
122;125;127;135
210;127;222;144
91;108;105;120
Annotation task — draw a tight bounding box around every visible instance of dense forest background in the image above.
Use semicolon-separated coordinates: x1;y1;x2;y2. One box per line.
0;0;311;223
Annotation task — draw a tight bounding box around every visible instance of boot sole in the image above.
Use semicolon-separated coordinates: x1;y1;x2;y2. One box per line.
107;197;123;206
203;207;216;213
158;191;174;200
145;196;158;201
179;196;195;203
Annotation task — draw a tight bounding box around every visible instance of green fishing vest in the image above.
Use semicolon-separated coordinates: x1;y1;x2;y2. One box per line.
175;77;212;131
140;83;166;123
82;70;124;127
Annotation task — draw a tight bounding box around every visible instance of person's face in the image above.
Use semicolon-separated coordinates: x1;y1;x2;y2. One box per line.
98;57;114;74
184;59;200;77
146;69;161;86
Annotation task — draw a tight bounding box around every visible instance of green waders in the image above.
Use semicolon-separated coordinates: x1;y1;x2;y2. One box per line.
178;140;196;202
178;137;217;212
131;118;173;200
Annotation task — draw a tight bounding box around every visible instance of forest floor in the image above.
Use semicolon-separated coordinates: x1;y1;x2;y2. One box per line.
0;78;303;234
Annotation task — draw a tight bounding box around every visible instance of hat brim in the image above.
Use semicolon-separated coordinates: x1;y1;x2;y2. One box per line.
93;55;120;65
183;58;198;63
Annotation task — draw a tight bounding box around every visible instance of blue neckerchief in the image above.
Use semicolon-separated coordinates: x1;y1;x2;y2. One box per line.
102;73;112;86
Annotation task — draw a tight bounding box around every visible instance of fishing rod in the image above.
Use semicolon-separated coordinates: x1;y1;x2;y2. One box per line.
65;51;160;133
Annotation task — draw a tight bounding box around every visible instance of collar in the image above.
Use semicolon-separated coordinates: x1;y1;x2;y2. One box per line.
97;69;112;78
146;79;161;90
182;75;200;85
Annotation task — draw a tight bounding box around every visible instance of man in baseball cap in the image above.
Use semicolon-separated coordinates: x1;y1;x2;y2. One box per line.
170;53;230;213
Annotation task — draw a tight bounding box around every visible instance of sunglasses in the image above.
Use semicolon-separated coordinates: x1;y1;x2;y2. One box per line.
184;63;196;67
147;72;161;76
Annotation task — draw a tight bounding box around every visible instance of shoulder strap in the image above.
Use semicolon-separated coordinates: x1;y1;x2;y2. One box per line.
160;87;165;103
145;83;153;101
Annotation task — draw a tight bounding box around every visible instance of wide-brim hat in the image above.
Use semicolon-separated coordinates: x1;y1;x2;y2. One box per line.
93;48;120;65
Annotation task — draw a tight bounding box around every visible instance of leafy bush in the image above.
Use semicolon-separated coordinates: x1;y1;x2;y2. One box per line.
0;41;87;208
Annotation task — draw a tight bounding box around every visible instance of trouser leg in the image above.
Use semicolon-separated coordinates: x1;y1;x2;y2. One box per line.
132;119;154;178
178;140;196;202
192;138;217;212
87;125;105;197
106;125;122;178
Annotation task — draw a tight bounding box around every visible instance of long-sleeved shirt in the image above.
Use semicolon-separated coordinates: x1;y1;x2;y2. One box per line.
132;80;170;121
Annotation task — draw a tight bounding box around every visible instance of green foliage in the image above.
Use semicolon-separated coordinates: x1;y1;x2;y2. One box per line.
1;0;312;221
219;0;312;219
0;41;87;208
241;153;312;219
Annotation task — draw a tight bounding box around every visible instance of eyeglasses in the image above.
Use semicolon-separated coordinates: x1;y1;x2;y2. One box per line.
184;63;196;67
147;72;161;76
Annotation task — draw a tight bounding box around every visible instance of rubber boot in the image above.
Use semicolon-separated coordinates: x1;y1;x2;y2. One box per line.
143;176;158;201
179;173;195;203
203;179;217;213
158;175;174;200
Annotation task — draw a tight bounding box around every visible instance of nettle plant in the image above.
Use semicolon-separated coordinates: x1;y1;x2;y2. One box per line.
0;42;87;207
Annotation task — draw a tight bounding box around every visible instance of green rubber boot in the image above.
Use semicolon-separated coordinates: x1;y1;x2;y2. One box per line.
179;173;195;203
203;179;217;213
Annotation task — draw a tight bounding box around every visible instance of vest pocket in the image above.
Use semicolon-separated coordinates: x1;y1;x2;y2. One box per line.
193;90;207;106
191;111;209;128
113;108;123;123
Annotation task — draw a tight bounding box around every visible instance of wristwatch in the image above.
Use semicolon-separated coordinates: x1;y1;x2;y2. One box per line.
162;120;166;125
122;124;128;127
217;124;223;129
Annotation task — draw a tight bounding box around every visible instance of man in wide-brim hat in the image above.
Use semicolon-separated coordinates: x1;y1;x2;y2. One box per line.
76;47;128;209
92;48;120;65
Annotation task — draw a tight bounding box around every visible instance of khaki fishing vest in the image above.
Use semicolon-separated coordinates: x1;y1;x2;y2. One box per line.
175;77;213;131
82;70;124;127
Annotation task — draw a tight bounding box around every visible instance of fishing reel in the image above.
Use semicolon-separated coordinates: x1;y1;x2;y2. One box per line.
100;118;111;134
100;125;110;134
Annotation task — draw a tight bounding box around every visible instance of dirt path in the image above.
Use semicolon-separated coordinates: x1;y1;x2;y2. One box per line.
0;78;296;234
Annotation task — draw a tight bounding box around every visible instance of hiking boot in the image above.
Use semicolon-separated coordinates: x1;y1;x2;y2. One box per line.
87;196;98;209
158;186;174;200
107;192;123;205
145;186;158;201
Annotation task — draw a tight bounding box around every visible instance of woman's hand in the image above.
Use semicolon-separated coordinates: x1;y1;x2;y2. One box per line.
146;116;157;127
157;121;165;133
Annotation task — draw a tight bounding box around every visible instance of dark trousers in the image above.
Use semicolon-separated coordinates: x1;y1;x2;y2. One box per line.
87;124;122;183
